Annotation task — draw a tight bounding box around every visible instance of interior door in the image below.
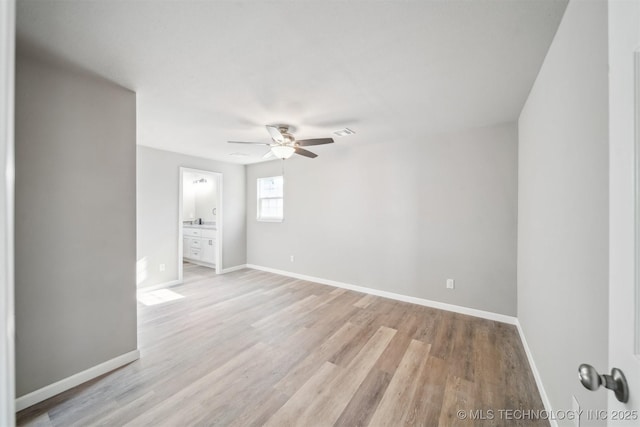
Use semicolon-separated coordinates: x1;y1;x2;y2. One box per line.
608;1;640;424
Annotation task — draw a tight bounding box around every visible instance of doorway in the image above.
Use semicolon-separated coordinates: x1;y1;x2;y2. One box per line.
178;167;223;279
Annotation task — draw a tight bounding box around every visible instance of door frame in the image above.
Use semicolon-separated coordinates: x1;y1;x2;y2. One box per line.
607;0;640;417
178;167;223;279
0;0;15;424
635;50;640;360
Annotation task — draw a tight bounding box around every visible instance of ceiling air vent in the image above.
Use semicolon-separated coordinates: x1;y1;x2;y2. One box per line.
333;128;355;137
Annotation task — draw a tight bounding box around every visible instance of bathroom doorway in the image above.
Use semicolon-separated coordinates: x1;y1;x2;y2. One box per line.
178;167;223;279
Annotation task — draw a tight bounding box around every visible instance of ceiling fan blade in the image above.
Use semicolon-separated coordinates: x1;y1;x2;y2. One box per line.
294;147;318;158
228;141;271;145
263;150;275;159
296;138;334;146
266;125;285;143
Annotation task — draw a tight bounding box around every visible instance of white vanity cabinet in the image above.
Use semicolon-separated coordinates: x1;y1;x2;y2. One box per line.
201;229;216;265
183;226;216;267
186;238;201;260
184;227;202;238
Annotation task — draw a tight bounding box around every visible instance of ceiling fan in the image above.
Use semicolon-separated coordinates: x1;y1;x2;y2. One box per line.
228;125;334;159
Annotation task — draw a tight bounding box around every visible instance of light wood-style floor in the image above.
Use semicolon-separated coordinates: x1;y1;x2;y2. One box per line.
17;264;547;427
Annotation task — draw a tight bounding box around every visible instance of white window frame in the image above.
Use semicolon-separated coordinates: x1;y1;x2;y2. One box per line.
257;176;284;222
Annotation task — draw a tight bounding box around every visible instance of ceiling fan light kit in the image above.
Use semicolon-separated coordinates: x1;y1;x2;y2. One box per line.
270;145;295;159
228;124;337;160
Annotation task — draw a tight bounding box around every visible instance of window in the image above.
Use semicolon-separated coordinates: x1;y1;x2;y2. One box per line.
257;176;284;221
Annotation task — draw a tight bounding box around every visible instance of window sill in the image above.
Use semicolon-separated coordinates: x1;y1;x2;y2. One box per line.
257;218;283;223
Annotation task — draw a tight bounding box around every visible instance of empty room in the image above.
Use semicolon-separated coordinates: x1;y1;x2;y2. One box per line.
0;0;639;426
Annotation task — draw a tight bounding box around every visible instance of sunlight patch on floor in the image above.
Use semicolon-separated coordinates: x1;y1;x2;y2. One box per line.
137;289;185;306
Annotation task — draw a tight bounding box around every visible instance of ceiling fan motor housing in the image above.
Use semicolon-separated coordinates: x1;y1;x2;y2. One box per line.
281;133;295;145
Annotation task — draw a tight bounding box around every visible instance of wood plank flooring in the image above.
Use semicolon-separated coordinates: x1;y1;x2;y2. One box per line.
17;264;548;426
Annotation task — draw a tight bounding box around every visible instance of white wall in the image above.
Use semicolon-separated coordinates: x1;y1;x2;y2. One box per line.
137;146;246;287
15;53;138;397
0;0;15;423
193;175;217;222
182;172;217;223
182;173;196;221
247;123;518;316
517;0;609;419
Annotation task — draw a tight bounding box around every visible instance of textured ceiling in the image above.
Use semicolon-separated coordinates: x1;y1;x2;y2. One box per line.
17;0;567;164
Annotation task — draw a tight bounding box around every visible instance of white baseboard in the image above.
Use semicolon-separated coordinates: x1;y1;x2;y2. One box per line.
184;259;216;269
221;264;247;274
515;320;556;427
15;349;140;412
136;264;249;292
246;264;517;325
137;279;182;292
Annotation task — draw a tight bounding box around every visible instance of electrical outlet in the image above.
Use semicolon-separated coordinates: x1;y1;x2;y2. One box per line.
446;279;455;289
290;255;295;262
159;263;166;272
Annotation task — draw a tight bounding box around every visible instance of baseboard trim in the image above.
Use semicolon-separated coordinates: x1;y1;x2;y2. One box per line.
246;264;517;325
137;279;182;292
184;259;216;269
221;264;247;274
15;349;140;412
515;320;557;427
